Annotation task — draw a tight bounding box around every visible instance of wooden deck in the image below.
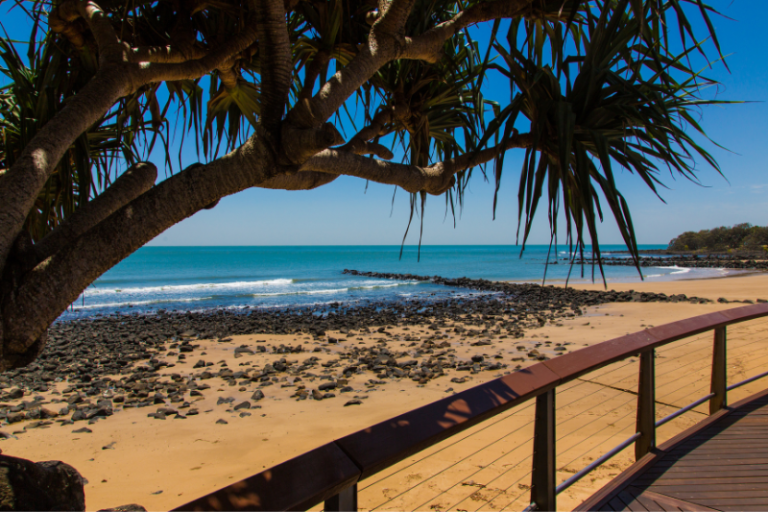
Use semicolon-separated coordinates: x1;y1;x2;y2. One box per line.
579;389;768;511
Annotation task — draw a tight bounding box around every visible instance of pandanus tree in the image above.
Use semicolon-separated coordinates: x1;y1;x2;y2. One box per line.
0;0;728;370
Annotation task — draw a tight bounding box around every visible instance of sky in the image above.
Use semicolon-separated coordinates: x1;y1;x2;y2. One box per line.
3;2;767;248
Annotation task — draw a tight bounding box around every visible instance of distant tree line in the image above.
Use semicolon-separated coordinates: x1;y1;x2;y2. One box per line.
668;223;768;252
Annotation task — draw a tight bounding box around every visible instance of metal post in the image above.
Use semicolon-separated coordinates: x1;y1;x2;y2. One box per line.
635;349;656;459
710;326;727;414
325;483;357;511
531;389;556;512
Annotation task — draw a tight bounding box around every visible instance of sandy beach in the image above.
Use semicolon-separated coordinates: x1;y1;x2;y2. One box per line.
1;273;767;511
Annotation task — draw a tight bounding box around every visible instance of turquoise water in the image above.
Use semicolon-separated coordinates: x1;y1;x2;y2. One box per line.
64;245;728;318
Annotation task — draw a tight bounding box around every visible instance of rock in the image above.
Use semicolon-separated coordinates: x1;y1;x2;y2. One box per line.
312;390;324;400
0;455;85;511
318;381;336;391
251;390;265;401
233;401;251;411
216;419;228;425
339;386;354;393
72;427;92;434
471;355;484;363
344;400;363;406
7;388;24;400
97;504;148;511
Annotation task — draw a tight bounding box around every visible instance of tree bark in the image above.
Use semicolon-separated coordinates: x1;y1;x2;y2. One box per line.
2;129;278;363
0;66;134;275
253;0;293;129
33;163;158;263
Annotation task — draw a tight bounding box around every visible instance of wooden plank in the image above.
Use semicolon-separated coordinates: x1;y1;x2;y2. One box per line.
688;497;768;507
616;489;648;512
642;467;768;478
647;485;768;495
624;487;719;512
653;457;768;467
607;496;628;511
623;487;665;512
635;476;768;486
666;447;768;456
663;451;768;460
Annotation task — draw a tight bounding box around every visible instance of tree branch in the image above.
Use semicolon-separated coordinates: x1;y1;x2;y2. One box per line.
298;51;330;102
371;0;417;38
133;22;258;84
338;104;408;155
286;0;417;128
402;0;536;62
128;44;207;64
33;162;158;263
257;171;338;190
302;133;533;194
78;1;122;62
2;129;279;357
252;0;293;128
0;67;136;277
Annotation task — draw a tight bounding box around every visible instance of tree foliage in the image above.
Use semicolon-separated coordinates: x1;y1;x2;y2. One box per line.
669;224;768;252
0;0;733;369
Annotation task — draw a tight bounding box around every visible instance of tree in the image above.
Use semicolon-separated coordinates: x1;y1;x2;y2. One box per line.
0;0;729;370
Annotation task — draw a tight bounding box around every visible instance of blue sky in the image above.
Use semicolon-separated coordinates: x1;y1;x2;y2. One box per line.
4;2;767;247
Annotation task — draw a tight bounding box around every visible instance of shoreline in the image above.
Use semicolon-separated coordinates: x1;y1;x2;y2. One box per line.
2;273;768;510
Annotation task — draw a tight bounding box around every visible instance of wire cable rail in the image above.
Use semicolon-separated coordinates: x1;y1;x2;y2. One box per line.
171;303;768;512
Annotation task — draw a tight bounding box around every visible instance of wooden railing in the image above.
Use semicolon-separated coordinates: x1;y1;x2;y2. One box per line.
172;303;768;512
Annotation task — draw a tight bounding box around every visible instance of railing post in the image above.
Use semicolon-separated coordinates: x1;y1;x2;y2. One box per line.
531;389;556;512
710;326;727;414
325;483;357;511
635;349;656;459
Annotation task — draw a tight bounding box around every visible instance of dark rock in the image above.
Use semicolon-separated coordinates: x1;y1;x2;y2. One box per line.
7;388;24;400
344;400;363;406
216;419;228;425
0;455;85;511
98;504;148;511
318;381;336;391
233;401;251;411
251;390;265;401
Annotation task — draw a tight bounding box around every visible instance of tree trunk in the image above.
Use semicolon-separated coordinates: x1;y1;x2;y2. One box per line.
0;129;278;370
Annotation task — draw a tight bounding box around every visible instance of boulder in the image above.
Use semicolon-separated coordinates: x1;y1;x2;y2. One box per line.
0;455;85;511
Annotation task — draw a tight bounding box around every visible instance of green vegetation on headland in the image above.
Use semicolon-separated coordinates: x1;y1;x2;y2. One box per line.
668;224;768;254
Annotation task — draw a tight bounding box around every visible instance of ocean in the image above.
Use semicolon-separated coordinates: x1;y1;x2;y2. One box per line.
62;245;730;319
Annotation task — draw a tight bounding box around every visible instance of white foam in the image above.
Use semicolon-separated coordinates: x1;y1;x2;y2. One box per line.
83;278;295;296
655;265;692;275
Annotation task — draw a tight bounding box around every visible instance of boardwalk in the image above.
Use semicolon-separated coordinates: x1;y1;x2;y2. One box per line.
580;389;768;511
